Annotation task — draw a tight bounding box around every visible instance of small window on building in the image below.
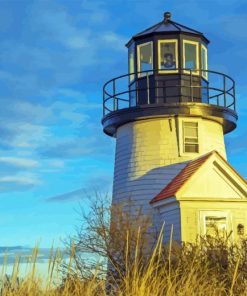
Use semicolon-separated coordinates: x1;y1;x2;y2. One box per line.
183;40;199;75
158;40;178;73
129;43;135;82
183;122;199;153
137;42;153;77
205;216;227;238
201;44;208;80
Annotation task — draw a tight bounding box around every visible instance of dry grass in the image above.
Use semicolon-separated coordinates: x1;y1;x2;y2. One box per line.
1;233;247;296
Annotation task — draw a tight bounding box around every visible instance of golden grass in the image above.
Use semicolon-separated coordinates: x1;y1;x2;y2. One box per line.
1;236;247;296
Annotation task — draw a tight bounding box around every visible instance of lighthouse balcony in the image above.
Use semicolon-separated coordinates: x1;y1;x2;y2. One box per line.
102;69;237;137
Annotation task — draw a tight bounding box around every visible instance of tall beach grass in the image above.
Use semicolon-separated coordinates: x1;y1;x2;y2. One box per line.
1;233;247;295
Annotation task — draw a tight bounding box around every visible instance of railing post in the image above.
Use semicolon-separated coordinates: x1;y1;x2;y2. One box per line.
113;80;116;111
136;80;138;106
129;87;131;108
146;71;150;104
233;80;236;111
190;69;193;102
103;88;105;116
223;75;226;107
207;79;210;104
155;79;157;104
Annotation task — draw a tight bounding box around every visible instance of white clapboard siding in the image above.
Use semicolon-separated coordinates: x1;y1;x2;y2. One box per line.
155;202;181;243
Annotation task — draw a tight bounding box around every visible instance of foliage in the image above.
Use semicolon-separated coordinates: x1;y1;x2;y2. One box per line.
2;196;247;295
2;234;247;295
64;194;155;280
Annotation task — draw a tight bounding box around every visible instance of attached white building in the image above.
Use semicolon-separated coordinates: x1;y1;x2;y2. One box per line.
150;151;247;243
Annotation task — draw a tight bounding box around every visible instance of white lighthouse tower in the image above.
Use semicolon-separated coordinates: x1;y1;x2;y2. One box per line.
102;13;247;243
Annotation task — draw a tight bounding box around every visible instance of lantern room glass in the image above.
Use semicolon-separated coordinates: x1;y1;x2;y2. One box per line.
128;43;135;82
137;42;153;77
201;44;208;80
183;41;199;74
158;40;178;73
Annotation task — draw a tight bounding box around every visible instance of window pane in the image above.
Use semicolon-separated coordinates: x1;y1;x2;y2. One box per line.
184;128;198;138
205;216;227;237
185;43;197;70
159;42;177;70
201;47;206;70
185;144;199;153
184;137;198;143
129;44;135;82
184;122;197;128
138;42;153;74
201;45;208;79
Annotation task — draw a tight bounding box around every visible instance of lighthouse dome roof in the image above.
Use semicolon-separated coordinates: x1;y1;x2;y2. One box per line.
126;12;210;47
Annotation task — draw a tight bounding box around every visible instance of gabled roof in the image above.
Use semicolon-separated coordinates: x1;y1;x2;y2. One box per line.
150;150;247;204
150;151;213;204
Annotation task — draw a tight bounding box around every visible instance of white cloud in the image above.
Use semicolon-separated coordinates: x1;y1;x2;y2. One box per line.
0;1;124;193
79;0;110;24
45;188;85;202
39;137;106;158
45;173;112;202
0;172;42;193
0;157;38;169
0;175;39;185
47;160;65;168
100;32;128;52
9;123;50;149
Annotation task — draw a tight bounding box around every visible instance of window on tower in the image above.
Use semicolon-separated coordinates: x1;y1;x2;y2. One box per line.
137;41;153;77
158;40;178;73
183;40;199;75
183;122;199;153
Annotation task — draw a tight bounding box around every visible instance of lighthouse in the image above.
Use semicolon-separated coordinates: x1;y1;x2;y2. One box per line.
102;12;247;244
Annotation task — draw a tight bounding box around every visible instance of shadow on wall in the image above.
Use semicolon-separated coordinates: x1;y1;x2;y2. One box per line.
112;161;188;245
113;161;188;206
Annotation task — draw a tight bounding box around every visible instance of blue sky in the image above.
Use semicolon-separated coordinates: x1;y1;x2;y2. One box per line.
0;0;246;253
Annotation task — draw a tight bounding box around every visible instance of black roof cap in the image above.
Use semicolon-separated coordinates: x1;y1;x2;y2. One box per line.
126;12;210;47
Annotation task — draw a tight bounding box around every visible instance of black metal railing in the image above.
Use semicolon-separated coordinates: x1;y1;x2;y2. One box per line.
103;69;236;116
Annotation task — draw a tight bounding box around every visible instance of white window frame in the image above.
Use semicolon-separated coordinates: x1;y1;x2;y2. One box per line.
183;40;199;75
158;39;178;74
201;44;208;80
178;118;202;157
183;121;199;154
137;41;153;78
199;210;231;239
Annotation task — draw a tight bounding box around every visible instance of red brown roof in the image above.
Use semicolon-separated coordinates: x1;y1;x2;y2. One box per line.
150;151;214;204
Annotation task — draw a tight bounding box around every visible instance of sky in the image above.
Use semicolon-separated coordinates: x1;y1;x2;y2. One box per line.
0;0;246;261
